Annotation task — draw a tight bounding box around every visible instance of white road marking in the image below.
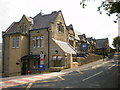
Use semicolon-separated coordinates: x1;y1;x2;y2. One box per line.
33;76;44;78
9;80;28;84
92;64;103;69
22;78;37;81
82;71;103;81
108;64;116;69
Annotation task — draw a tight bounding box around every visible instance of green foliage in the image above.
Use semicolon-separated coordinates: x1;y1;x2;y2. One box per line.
80;0;120;16
112;36;120;48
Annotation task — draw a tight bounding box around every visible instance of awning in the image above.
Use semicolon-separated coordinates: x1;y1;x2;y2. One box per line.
21;55;40;60
52;38;76;54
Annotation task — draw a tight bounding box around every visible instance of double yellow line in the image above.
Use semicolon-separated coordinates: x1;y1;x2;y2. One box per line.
57;76;65;80
26;82;33;90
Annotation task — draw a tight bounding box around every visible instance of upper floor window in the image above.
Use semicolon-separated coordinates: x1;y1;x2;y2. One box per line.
12;37;19;48
20;24;27;33
32;36;44;48
57;22;64;33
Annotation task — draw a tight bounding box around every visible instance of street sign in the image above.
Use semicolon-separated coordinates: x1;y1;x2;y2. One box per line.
80;43;88;50
37;65;46;71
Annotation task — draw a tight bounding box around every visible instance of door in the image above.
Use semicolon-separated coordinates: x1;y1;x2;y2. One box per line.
22;61;28;75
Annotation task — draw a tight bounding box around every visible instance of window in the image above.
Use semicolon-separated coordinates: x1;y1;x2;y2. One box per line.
57;22;64;33
12;37;19;48
21;24;27;33
53;56;57;60
52;56;62;67
41;36;44;47
58;56;62;60
32;36;44;48
33;37;36;48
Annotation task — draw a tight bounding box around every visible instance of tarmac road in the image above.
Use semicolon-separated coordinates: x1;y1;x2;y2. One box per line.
8;55;120;89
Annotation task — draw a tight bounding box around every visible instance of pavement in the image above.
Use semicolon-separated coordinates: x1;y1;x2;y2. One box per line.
0;58;111;89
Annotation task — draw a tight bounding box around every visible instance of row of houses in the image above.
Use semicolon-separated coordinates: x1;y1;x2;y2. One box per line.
2;10;110;76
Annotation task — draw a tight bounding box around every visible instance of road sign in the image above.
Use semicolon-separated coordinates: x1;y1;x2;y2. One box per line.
37;65;46;71
80;43;88;50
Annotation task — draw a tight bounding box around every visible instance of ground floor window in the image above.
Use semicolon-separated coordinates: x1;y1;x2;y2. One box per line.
52;56;62;67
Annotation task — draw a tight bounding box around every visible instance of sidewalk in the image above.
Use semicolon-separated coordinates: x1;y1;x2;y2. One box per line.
0;72;65;88
61;58;109;73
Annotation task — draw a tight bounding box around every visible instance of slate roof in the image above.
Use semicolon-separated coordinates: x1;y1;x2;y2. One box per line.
78;34;86;39
5;22;20;34
52;38;76;54
66;24;74;31
32;11;59;29
87;37;93;43
96;38;108;49
5;11;59;34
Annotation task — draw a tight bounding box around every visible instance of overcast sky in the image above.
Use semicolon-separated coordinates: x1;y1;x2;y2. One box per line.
0;0;118;48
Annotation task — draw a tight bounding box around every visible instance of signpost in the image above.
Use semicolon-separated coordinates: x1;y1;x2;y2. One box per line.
40;54;44;64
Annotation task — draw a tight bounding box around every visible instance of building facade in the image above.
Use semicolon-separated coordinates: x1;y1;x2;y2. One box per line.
2;11;77;76
87;37;96;53
95;38;110;56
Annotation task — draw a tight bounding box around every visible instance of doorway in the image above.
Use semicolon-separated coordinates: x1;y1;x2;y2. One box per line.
22;61;28;75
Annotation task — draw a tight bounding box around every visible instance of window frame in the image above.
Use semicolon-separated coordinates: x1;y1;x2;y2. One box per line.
32;36;44;48
57;22;64;33
12;37;20;48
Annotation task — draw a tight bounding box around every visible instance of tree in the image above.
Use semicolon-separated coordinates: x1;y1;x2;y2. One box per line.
80;0;120;16
112;36;120;48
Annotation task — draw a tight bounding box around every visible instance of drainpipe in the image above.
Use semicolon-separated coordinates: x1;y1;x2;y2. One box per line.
28;30;30;56
47;28;50;68
2;32;5;73
28;30;31;71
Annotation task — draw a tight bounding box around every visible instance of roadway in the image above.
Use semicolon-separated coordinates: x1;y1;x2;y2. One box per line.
7;55;120;89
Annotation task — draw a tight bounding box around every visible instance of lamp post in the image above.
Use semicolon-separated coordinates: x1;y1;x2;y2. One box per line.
118;13;120;36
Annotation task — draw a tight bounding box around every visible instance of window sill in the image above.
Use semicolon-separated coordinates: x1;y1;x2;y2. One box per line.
12;47;19;49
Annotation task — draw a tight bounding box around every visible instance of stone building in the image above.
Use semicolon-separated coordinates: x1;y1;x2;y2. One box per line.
2;11;77;76
87;37;96;53
95;38;110;56
78;34;89;55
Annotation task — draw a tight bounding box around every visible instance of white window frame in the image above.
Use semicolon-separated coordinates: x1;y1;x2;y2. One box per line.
33;37;36;48
12;37;20;48
53;56;57;60
58;56;62;60
41;36;44;48
32;36;44;48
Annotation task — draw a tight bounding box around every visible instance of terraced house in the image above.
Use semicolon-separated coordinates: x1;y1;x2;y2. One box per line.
95;38;110;56
2;11;78;76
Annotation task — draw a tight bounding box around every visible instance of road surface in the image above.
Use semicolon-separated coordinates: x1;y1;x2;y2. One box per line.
7;55;120;89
